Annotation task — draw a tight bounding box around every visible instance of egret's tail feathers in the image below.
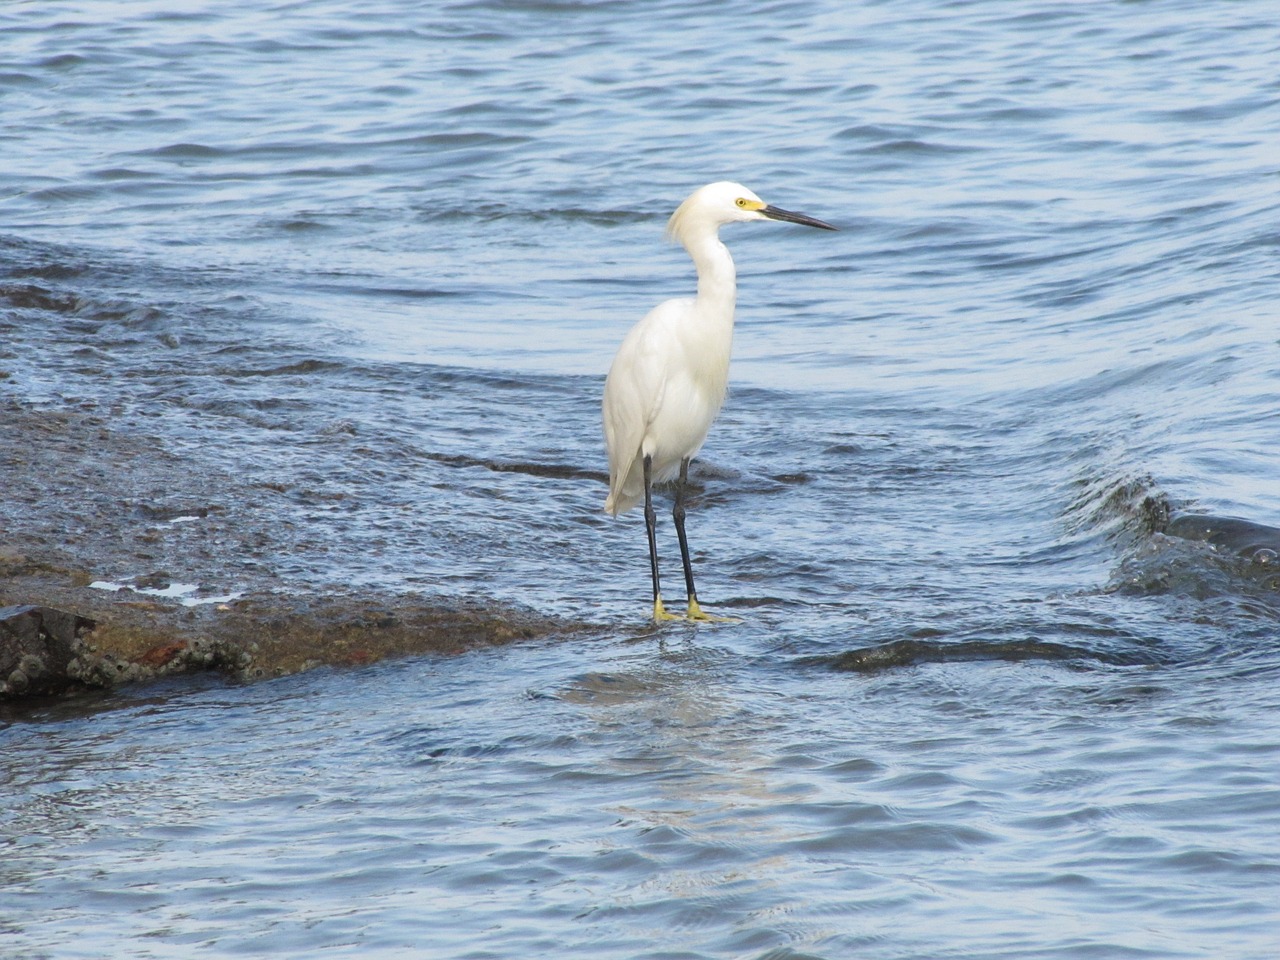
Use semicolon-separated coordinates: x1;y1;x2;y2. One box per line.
604;487;641;517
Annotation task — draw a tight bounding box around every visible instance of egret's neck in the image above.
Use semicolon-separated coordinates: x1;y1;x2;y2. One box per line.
684;229;737;317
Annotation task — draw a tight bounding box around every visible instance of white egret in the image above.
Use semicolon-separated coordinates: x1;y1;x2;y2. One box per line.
602;181;836;623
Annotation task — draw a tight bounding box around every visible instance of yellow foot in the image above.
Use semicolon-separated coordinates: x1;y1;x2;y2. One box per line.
685;598;743;623
652;597;684;623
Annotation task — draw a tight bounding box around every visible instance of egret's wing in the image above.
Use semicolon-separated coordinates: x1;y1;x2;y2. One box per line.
601;300;687;514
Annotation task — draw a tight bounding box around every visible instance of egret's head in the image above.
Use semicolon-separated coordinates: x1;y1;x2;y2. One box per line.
666;181;836;245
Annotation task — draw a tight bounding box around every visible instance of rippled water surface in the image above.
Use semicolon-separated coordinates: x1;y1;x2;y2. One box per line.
3;1;1280;957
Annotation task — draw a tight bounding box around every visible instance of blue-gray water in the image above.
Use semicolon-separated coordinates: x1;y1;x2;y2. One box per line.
3;1;1280;957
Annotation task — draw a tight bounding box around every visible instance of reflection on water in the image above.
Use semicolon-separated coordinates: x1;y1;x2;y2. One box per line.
3;0;1279;956
5;644;1277;958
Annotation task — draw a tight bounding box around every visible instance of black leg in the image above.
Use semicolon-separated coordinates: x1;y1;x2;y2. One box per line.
672;458;738;623
673;457;699;609
643;455;675;622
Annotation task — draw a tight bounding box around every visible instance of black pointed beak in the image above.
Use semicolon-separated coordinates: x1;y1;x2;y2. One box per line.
761;204;837;231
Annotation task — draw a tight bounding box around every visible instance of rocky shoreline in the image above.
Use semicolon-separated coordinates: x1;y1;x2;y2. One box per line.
1;396;574;703
1;553;565;701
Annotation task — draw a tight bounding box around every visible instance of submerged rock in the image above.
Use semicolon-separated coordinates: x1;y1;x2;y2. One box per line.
1166;513;1280;560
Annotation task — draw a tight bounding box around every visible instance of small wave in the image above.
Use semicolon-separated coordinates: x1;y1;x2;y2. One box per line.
215;358;345;378
0;71;40;88
89;167;152;181
26;184;100;203
426;451;605;483
136;142;227;159
1145;96;1273;124
859;138;978;157
1065;470;1280;616
1063;470;1170;547
37;53;88;70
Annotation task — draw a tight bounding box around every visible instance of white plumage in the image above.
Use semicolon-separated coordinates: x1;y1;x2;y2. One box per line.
601;181;835;622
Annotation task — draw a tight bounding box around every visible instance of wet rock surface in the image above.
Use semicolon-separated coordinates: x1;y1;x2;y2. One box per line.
0;556;559;701
1;397;574;702
1166;512;1280;563
0;603;97;697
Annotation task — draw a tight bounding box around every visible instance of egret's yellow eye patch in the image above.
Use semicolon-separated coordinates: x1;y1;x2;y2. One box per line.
735;198;765;211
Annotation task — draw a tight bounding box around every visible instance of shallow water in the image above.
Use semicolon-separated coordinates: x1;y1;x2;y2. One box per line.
3;1;1280;957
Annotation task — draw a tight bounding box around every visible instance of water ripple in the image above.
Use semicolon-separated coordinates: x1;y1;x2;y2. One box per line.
4;0;1280;957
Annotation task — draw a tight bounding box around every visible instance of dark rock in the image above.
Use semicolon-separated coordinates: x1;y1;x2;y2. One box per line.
0;604;97;696
1166;514;1280;559
134;571;173;590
